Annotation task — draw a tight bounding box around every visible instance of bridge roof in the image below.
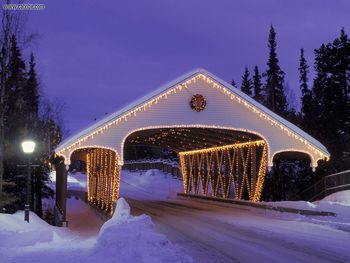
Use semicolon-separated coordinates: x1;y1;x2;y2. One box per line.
55;69;330;157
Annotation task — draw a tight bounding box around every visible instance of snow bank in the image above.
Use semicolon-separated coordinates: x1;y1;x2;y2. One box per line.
0;211;55;248
94;198;192;263
263;190;350;224
321;190;350;205
310;190;350;222
264;200;317;210
0;198;192;263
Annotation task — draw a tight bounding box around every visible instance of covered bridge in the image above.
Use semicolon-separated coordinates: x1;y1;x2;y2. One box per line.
52;69;329;226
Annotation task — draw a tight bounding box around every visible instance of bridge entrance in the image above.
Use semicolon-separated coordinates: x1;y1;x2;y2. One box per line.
123;127;267;202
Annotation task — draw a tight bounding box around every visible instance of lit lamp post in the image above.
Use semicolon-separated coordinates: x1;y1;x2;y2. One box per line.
21;140;36;223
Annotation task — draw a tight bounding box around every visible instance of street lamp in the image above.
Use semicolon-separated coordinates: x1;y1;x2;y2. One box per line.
21;140;36;223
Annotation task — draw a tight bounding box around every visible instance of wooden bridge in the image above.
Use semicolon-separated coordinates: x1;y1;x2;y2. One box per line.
52;69;330;226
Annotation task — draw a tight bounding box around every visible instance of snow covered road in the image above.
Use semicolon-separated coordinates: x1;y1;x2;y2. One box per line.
39;169;350;263
123;198;349;263
120;171;350;263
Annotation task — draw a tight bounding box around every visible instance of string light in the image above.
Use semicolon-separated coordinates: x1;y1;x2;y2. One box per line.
252;144;267;202
179;140;267;202
270;149;318;171
85;148;119;213
59;71;330;211
120;125;271;166
63;145;121;166
56;72;329;169
179;140;265;156
86;152;91;201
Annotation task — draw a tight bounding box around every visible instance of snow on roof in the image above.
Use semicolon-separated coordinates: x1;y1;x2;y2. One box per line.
56;69;329;156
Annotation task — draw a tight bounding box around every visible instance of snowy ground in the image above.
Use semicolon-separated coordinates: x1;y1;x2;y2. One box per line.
0;171;192;263
119;170;350;263
1;169;350;263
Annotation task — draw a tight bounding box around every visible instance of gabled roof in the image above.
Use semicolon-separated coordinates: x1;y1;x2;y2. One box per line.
56;69;330;157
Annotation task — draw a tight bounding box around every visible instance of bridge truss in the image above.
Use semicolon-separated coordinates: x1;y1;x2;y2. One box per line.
78;139;267;217
179;140;267;202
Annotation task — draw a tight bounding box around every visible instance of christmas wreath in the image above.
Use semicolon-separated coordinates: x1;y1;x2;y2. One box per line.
190;94;206;112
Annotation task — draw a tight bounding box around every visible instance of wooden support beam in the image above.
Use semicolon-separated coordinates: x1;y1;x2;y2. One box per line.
179;143;266;202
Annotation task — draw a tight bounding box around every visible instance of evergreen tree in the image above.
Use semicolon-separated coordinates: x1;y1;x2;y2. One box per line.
312;44;327;130
338;28;350;167
337;28;350;101
1;38;61;215
311;29;350;173
253;65;263;103
240;67;253;96
262;26;298;201
299;48;310;109
0;11;61;214
231;79;237;88
34;116;61;217
5;35;28;156
0;2;19;207
299;48;313;130
2;35;28;211
264;25;288;116
25;53;40;118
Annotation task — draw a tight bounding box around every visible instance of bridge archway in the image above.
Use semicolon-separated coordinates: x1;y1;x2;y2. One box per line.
271;150;314;168
69;147;120;213
53;69;330;224
123;126;268;201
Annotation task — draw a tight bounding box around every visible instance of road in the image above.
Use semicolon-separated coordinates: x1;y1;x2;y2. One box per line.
124;197;350;263
65;171;350;263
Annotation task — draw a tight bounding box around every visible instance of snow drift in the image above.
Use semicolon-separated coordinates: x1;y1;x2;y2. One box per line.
0;198;192;263
321;190;350;204
93;198;193;263
0;211;56;248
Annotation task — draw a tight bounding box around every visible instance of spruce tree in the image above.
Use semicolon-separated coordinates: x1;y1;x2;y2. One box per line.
299;48;313;130
338;28;350;167
240;67;253;96
25;53;42;215
3;35;28;208
6;35;28;150
0;35;28;209
253;65;263;103
231;79;237;88
337;28;350;101
264;25;288;116
311;29;350;173
263;26;292;201
25;53;40;118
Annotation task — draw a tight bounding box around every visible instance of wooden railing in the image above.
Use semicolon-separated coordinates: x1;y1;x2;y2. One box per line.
300;170;350;201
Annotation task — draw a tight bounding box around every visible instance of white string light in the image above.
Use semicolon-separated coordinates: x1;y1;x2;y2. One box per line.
56;73;329;169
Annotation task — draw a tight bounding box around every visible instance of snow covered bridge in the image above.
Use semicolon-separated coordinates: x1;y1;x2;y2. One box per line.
52;69;329;226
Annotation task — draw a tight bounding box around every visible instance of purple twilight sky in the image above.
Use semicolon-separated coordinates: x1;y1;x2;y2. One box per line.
26;0;349;136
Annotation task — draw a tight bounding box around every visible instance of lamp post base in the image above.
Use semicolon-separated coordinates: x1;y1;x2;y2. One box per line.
24;204;30;222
